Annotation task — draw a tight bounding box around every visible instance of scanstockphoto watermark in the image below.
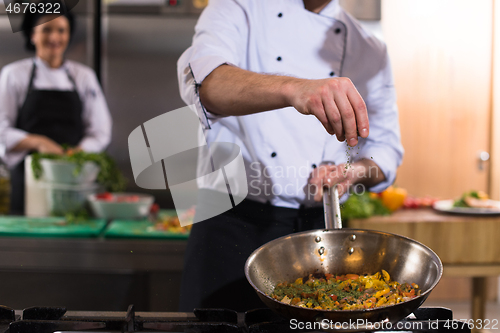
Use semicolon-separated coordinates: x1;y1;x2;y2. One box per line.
248;161;381;181
248;178;367;199
290;318;432;331
248;161;380;198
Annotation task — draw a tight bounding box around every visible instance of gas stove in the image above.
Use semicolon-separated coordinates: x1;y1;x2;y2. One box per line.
0;305;471;333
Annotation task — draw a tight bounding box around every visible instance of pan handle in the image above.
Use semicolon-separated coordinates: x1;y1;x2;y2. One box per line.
323;184;342;230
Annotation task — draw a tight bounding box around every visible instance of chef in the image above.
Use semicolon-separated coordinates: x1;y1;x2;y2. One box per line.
0;2;112;214
177;0;404;311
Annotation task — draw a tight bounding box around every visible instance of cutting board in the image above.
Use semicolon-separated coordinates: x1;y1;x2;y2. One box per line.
104;210;190;239
0;216;107;238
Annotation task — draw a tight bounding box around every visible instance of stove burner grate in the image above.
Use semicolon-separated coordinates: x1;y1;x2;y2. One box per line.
0;305;471;333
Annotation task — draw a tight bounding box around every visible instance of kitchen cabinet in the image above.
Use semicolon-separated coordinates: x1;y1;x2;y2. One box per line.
350;209;500;329
381;0;495;199
380;0;500;312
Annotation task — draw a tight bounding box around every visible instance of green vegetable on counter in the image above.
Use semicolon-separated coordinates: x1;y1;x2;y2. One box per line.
31;151;127;192
64;209;91;224
341;192;390;220
453;190;487;208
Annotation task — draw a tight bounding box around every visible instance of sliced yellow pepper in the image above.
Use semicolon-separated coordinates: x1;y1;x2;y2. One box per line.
374;287;390;298
376;296;388;306
382;269;391;282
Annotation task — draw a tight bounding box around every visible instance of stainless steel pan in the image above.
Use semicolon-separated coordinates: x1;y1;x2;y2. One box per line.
245;186;442;327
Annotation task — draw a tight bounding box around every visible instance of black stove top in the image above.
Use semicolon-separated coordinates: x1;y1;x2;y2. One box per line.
0;305;471;333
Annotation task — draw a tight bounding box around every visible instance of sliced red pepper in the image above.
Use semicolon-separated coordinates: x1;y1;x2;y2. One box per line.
402;289;415;297
150;203;160;214
96;192;113;201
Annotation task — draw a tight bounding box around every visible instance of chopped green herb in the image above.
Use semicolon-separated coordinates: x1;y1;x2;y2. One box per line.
31;151;127;192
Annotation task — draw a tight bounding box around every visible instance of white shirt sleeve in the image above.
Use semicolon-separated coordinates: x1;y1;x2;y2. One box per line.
0;65;29;168
348;49;404;192
177;0;248;129
76;67;112;152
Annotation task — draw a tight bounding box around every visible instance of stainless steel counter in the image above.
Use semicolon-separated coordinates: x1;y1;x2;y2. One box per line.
0;237;187;312
0;237;186;271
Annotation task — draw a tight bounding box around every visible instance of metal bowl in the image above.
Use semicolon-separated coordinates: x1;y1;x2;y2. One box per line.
87;193;154;220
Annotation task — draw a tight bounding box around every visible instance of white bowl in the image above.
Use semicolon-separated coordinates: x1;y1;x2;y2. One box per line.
39;159;100;184
87;193;154;220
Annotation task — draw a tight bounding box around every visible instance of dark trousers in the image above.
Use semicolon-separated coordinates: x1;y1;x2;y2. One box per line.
178;191;324;312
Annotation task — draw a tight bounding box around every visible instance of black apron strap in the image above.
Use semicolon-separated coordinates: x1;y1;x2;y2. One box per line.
26;60;36;95
29;60;79;93
65;68;78;92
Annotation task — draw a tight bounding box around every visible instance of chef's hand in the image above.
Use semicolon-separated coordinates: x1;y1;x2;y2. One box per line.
287;77;369;147
308;159;386;202
21;134;64;155
308;164;357;202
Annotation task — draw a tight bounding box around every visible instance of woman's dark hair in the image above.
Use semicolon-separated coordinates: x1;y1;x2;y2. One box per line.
21;0;75;51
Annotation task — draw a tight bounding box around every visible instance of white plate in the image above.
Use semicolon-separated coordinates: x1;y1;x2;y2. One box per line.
433;199;500;215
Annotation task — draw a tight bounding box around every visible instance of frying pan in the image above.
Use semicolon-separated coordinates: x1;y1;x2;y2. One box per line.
245;186;442;329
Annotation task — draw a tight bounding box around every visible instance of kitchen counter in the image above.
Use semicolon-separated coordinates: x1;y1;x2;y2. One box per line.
0;213;192;311
0;236;187;272
0;234;187;311
349;208;500;330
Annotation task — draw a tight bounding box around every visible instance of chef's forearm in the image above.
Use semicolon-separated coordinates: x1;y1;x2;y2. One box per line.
199;64;298;116
352;159;386;188
198;64;369;146
11;134;63;155
11;134;41;152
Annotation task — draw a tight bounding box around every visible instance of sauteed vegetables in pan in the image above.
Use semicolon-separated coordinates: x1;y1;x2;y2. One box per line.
271;270;420;311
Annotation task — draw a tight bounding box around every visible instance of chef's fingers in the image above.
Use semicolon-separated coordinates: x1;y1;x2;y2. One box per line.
322;95;344;140
314;179;342;202
313;183;325;202
312;165;347;202
37;137;64;155
336;180;352;198
311;104;335;135
46;146;64;155
346;84;369;138
309;165;330;186
333;90;358;147
310;166;331;201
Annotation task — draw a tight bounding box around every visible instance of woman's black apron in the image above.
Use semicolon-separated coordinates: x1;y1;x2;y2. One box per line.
10;60;84;214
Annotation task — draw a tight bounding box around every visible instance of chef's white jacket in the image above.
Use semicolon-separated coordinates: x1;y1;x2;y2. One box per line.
0;57;112;168
178;0;404;209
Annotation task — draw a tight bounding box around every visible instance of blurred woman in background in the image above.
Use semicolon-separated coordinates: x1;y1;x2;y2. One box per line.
0;1;112;214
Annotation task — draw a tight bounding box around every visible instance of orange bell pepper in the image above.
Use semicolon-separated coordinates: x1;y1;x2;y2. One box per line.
381;186;408;211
